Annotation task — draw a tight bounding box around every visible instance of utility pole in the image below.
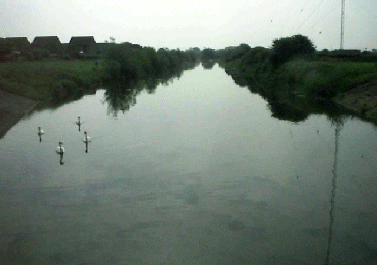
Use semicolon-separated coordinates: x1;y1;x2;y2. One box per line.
340;0;345;49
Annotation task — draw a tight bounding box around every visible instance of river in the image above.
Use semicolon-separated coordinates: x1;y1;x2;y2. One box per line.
1;64;377;264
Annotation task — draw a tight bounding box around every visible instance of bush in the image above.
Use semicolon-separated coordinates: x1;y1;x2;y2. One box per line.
52;79;79;100
240;47;271;66
270;35;315;67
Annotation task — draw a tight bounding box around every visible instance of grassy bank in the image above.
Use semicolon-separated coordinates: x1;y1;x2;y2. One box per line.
0;47;197;137
0;60;103;101
334;79;377;120
219;46;377;121
0;43;198;104
269;60;377;122
275;60;377;99
221;56;377;98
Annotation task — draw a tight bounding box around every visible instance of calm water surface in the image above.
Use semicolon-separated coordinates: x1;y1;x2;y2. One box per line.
1;64;377;264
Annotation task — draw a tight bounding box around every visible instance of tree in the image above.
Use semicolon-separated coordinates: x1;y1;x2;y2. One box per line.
270;34;315;67
201;48;216;60
241;46;271;66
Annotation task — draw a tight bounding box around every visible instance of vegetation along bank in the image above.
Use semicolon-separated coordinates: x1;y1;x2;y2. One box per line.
0;42;198;102
0;41;199;137
217;35;377;121
1;34;377;128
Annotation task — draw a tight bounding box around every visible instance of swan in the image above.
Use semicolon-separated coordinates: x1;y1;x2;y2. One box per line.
38;127;44;142
75;116;84;131
83;131;91;143
37;127;44;135
56;141;65;154
76;116;82;125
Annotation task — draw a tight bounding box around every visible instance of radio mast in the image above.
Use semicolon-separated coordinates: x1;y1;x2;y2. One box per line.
340;0;345;49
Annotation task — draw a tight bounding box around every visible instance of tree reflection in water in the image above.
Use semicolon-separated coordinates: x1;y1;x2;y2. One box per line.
223;67;362;124
201;60;216;70
104;80;143;116
103;70;185;117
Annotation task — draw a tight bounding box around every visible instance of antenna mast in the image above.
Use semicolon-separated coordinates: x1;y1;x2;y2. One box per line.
340;0;345;49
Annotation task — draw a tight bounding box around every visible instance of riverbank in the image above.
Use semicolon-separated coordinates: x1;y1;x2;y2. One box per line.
0;60;103;101
0;60;103;139
219;55;377;122
334;79;377;120
0;90;38;139
0;50;198;138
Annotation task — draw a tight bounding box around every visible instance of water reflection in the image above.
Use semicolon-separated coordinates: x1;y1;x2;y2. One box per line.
268;99;309;122
104;80;143;116
59;153;64;165
84;141;88;153
201;60;216;70
2;64;377;264
223;66;372;124
104;76;182;116
83;131;91;153
75;116;83;131
30;88;97;115
325;118;344;265
23;63;199;123
37;127;44;142
103;62;199;116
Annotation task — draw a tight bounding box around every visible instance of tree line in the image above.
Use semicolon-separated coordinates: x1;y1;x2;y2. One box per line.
103;43;199;81
217;34;377;99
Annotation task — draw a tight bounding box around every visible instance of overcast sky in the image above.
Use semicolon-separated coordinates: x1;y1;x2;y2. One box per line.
1;0;376;51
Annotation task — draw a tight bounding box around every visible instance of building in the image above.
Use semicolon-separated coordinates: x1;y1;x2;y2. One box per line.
5;37;31;53
31;36;62;55
68;36;97;56
1;35;112;61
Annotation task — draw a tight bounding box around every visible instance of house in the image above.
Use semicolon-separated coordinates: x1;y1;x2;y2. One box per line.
0;37;31;61
5;37;31;53
68;36;97;56
95;42;112;56
31;36;62;54
0;38;12;61
0;38;10;54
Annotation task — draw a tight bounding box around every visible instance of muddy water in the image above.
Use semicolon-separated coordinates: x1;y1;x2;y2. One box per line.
1;64;377;264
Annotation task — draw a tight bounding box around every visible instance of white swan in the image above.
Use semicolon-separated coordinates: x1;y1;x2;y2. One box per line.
38;127;45;142
76;116;82;125
83;131;91;143
75;116;84;131
37;127;44;136
56;141;65;154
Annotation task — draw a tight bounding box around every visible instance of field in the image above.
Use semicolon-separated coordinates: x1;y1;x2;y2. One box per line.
0;60;103;101
278;60;377;98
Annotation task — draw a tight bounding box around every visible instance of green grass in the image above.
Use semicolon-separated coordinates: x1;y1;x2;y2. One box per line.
0;60;104;101
222;56;377;98
278;60;377;98
220;55;377;122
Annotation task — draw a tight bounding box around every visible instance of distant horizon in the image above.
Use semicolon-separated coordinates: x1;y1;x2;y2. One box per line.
2;34;376;52
2;0;376;51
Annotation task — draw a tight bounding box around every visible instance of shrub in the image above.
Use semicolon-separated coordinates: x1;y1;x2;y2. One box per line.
270;35;315;67
52;79;79;100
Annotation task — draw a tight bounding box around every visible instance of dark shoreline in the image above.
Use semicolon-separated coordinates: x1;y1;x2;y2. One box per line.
0;89;38;140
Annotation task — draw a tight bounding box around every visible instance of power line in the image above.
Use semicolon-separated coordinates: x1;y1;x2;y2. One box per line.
303;2;339;36
295;0;327;33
